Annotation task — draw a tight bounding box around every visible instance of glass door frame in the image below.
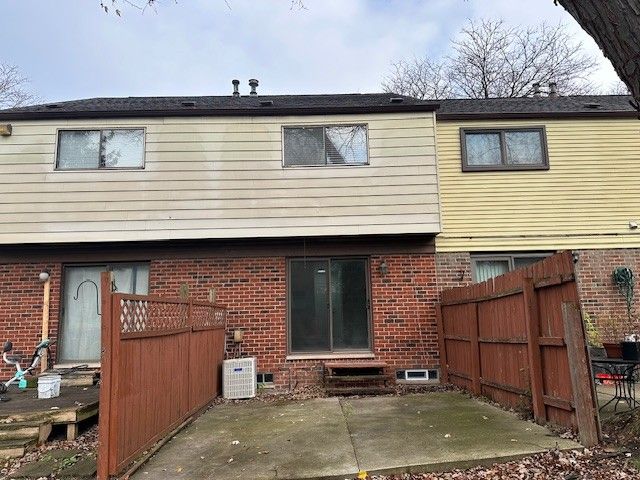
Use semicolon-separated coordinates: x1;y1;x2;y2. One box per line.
286;256;373;355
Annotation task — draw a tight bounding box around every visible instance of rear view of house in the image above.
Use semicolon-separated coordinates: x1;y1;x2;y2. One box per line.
0;88;442;388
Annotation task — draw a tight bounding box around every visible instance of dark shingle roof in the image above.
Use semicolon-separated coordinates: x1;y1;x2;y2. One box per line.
0;93;636;121
0;93;439;120
437;95;637;120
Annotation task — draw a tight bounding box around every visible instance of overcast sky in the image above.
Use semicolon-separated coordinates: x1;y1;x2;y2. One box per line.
1;0;620;102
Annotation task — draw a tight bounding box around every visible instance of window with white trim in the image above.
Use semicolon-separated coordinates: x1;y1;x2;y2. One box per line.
56;129;144;170
283;125;368;166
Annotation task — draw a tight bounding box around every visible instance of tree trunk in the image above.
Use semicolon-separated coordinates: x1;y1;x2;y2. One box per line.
557;0;640;108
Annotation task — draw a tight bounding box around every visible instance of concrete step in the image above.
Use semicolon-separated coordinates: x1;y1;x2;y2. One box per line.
0;421;52;444
57;371;97;388
0;437;37;459
325;386;395;396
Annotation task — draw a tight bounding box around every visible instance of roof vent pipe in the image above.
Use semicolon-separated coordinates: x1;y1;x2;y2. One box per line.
232;79;240;97
249;79;259;96
548;82;558;98
532;82;541;98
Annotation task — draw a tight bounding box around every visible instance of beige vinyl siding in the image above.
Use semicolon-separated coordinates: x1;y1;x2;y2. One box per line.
0;112;439;244
436;117;640;251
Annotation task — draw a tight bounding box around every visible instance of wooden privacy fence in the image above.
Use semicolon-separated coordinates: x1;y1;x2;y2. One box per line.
97;272;227;480
437;251;599;446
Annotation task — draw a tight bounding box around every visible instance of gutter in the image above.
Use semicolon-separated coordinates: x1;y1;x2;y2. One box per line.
0;103;440;121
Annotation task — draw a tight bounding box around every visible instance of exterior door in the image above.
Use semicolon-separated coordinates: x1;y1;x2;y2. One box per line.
288;257;370;353
59;263;149;363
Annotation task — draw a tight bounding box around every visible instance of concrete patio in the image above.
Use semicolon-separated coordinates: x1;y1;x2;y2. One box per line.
132;392;580;480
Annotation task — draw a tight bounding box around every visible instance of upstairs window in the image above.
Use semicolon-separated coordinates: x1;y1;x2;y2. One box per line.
461;127;548;171
56;129;145;170
283;125;368;166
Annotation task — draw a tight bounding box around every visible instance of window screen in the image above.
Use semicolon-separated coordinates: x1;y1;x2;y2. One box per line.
57;129;144;169
283;125;368;166
57;130;101;169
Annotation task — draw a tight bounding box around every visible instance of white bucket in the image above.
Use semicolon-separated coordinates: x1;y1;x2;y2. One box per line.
37;374;61;399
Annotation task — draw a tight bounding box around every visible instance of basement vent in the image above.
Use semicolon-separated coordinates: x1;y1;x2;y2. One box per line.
396;369;439;382
181;100;196;107
389;97;404;103
584;103;601;109
257;372;274;386
260;100;274;107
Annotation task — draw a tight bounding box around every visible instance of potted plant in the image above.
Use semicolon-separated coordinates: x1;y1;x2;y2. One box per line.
613;267;637;360
601;316;625;358
622;333;640;361
584;312;606;359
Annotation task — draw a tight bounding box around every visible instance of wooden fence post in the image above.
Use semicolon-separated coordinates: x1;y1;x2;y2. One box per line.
562;301;600;446
470;302;481;395
435;304;449;383
98;272;113;480
523;277;546;424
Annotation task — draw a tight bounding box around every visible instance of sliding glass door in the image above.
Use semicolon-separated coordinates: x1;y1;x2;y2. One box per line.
288;258;370;353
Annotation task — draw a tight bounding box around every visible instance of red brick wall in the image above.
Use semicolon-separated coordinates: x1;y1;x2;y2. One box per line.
435;252;472;292
0;251;439;390
150;254;440;389
574;248;640;343
0;263;61;377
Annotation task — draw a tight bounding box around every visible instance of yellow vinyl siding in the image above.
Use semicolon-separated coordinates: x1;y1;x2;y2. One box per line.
436;118;640;251
0;112;439;244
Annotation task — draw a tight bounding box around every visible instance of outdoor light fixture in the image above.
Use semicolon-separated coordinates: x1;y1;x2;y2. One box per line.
38;270;50;283
0;124;12;136
379;259;389;276
233;329;244;343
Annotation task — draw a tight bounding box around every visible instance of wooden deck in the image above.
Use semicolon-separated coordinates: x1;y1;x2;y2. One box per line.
0;386;99;440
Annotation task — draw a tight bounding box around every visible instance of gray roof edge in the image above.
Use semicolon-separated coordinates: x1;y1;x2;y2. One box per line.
0;103;440;121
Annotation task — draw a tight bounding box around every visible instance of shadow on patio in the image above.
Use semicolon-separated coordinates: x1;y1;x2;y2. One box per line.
132;392;580;480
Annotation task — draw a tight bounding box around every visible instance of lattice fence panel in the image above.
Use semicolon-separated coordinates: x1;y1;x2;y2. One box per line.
191;303;226;329
120;299;189;334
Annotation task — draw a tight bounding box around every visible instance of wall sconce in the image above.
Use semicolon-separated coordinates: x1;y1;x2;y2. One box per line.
572;252;579;264
233;329;244;343
0;124;12;136
379;259;389;277
39;270;50;283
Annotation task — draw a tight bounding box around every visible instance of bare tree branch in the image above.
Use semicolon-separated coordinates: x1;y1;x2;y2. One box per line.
383;19;598;99
382;57;453;100
0;63;39;109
